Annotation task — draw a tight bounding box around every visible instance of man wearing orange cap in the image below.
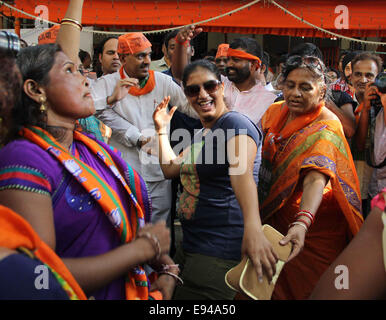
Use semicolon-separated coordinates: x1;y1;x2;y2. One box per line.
215;43;229;76
173;27;277;125
91;32;198;225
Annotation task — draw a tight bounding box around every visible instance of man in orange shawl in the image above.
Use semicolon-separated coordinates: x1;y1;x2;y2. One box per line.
259;55;363;300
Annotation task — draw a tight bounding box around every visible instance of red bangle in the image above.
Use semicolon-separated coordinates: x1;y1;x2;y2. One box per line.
174;36;189;46
295;217;311;229
296;213;314;224
295;210;315;223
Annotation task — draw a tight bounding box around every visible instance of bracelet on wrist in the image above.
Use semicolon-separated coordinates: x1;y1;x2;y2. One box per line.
158;271;184;285
174;36;188;47
289;221;308;232
136;232;161;261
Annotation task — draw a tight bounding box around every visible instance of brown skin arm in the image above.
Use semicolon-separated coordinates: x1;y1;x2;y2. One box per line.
0;189;172;295
56;0;84;64
325;98;356;138
309;207;386;300
229;135;278;282
280;170;328;261
354;83;378;151
171;25;202;81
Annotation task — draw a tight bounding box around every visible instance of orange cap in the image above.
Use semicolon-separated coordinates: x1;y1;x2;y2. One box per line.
38;25;60;45
117;32;152;55
215;43;229;59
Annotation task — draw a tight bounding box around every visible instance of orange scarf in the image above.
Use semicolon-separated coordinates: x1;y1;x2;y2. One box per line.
227;48;262;67
119;67;155;96
21;126;161;300
0;205;87;300
262;102;324;162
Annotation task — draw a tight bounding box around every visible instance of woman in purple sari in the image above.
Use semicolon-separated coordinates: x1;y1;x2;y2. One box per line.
0;43;178;300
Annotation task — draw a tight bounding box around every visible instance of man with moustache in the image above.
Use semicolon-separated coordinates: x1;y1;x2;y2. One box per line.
351;52;384;216
91;32;198;225
172;27;277;125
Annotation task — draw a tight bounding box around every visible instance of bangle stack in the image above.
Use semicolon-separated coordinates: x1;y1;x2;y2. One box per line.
61;18;83;31
174;36;189;47
157;264;183;285
136;232;161;260
289;210;315;232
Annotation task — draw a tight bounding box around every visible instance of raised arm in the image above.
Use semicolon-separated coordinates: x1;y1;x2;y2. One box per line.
171;25;202;81
56;0;84;64
153;96;186;179
354;83;378;151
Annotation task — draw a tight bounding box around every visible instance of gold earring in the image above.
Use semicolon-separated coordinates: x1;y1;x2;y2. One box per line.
39;97;47;113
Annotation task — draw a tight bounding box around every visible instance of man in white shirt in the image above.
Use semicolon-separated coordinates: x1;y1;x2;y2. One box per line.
172;27;277;125
91;32;198;225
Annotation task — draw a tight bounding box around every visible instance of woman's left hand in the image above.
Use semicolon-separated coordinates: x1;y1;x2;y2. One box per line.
279;225;307;262
150;274;176;300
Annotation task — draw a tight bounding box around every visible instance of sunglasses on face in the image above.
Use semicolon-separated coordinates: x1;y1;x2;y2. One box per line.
184;80;222;97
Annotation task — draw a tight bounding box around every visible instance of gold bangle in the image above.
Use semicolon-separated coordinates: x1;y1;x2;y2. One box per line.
61;18;83;31
157;132;167;135
60;21;82;31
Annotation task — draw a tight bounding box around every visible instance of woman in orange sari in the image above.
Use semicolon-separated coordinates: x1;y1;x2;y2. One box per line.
259;55;364;300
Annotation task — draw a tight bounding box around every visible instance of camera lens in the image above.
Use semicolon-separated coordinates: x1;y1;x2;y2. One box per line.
374;72;386;94
0;31;21;57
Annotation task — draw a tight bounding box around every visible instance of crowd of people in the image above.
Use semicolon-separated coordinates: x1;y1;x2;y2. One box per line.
0;0;385;300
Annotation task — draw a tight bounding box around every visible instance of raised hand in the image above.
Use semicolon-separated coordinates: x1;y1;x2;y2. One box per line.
108;77;139;105
152;96;177;133
176;25;203;44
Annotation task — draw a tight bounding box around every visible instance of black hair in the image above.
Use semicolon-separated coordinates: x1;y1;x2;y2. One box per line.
163;30;179;49
182;59;221;87
9;44;62;141
351;52;383;74
289;42;324;61
96;36;118;56
78;49;90;63
262;51;270;78
229;37;263;60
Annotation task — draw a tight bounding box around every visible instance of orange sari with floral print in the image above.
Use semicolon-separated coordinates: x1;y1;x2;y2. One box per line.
260;102;363;300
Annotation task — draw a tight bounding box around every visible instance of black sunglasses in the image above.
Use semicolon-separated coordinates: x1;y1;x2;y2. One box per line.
184;80;221;97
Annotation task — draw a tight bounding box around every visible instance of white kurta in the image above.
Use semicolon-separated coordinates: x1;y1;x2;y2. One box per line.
221;75;277;125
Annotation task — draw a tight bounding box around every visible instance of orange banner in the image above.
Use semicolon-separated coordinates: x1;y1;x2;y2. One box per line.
1;0;385;38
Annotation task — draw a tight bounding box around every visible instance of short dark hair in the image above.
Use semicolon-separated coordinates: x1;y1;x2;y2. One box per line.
78;49;90;63
289;42;324;61
229;37;263;60
182;59;221;87
96;36;118;56
262;51;270;78
163;30;179;49
351;52;383;74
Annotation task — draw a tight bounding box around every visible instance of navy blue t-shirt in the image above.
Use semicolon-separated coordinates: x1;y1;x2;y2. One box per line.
178;111;262;261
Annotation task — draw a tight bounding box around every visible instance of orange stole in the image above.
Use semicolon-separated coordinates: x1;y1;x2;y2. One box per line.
119;67;155;96
0;205;87;300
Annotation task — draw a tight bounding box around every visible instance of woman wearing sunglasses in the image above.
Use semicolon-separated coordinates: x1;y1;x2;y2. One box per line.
259;55;364;299
153;59;278;300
